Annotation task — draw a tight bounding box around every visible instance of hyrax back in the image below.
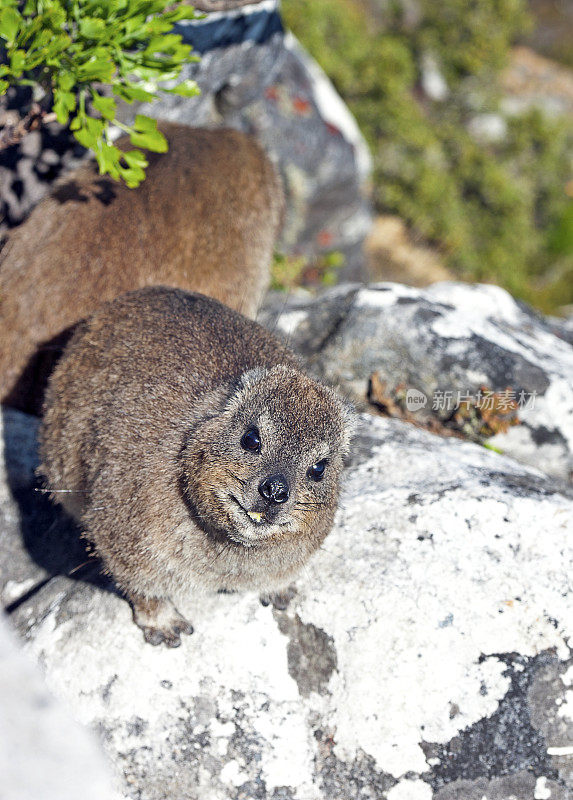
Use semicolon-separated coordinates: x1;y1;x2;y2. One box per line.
40;287;354;647
0;122;283;414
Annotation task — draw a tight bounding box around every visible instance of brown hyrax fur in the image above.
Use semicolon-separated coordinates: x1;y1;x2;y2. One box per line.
39;287;355;647
0;122;283;415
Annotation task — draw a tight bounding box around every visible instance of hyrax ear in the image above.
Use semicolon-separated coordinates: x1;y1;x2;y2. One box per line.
339;399;359;454
224;367;270;415
183;380;243;453
324;388;358;456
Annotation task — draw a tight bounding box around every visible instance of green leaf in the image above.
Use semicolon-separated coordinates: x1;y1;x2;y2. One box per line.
120;168;146;188
73;126;98;150
144;19;173;35
113;83;156;103
79;17;106;39
94;141;121;179
133;114;160;133
123;15;147;35
119;148;147;187
129;121;168;153
30;30;52;52
9;49;27;76
91;93;117;120
145;34;182;53
129;64;176;81
42;34;72;62
72;115;105;148
53;89;76;124
43;6;66;30
164;79;199;97
76;56;114;83
0;80;9;94
58;72;76;92
122;149;149;168
163;6;200;22
0;7;22;44
17;14;43;48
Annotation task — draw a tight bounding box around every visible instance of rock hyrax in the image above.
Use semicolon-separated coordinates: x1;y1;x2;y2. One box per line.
39;287;355;647
0;122;283;414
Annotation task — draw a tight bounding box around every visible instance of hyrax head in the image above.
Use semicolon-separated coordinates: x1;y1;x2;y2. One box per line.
182;365;356;547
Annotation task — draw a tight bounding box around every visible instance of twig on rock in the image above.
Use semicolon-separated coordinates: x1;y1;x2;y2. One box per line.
0;104;57;151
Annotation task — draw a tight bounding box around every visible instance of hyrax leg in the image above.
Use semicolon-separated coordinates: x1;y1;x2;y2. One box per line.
129;594;194;648
260;585;297;611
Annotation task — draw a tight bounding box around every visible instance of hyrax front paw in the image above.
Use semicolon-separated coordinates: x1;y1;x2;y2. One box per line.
130;594;194;648
260;585;297;611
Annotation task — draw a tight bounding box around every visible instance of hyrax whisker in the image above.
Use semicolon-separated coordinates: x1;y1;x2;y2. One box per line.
34;487;88;494
223;468;246;486
68;558;99;576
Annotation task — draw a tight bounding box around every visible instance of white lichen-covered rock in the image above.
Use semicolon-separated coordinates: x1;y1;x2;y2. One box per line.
0;613;116;800
1;407;572;800
262;281;573;483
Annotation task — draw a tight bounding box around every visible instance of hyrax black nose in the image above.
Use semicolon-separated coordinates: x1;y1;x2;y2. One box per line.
258;473;290;504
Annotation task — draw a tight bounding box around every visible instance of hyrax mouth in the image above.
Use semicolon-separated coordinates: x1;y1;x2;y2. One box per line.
228;495;287;532
229;495;266;525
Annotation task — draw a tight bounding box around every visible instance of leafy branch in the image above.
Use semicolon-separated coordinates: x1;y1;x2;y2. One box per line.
0;0;202;186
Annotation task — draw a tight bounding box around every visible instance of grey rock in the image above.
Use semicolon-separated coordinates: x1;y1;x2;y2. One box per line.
0;84;87;235
134;17;371;280
261;281;573;482
528;656;573;792
1;405;572;799
433;771;568;800
547;312;573;347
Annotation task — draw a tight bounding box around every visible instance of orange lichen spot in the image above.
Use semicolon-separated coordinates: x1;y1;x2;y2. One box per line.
292;96;312;115
317;230;333;248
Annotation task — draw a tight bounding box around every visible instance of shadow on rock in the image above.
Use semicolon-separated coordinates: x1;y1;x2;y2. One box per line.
1;406;115;612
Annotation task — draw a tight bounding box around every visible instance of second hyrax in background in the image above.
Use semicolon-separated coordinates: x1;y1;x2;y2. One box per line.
0;122;283;414
40;287;355;647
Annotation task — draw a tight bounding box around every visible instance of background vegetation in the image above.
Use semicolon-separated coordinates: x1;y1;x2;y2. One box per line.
282;0;573;312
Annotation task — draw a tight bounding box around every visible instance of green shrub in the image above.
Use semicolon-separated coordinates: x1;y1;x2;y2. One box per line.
0;0;201;186
282;0;573;312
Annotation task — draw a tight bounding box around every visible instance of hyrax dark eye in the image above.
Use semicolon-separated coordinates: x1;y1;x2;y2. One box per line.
307;459;327;481
241;427;261;453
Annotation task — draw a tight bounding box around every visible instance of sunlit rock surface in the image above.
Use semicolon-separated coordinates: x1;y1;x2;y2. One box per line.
1;402;572;799
0;613;116;800
262;281;573;483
